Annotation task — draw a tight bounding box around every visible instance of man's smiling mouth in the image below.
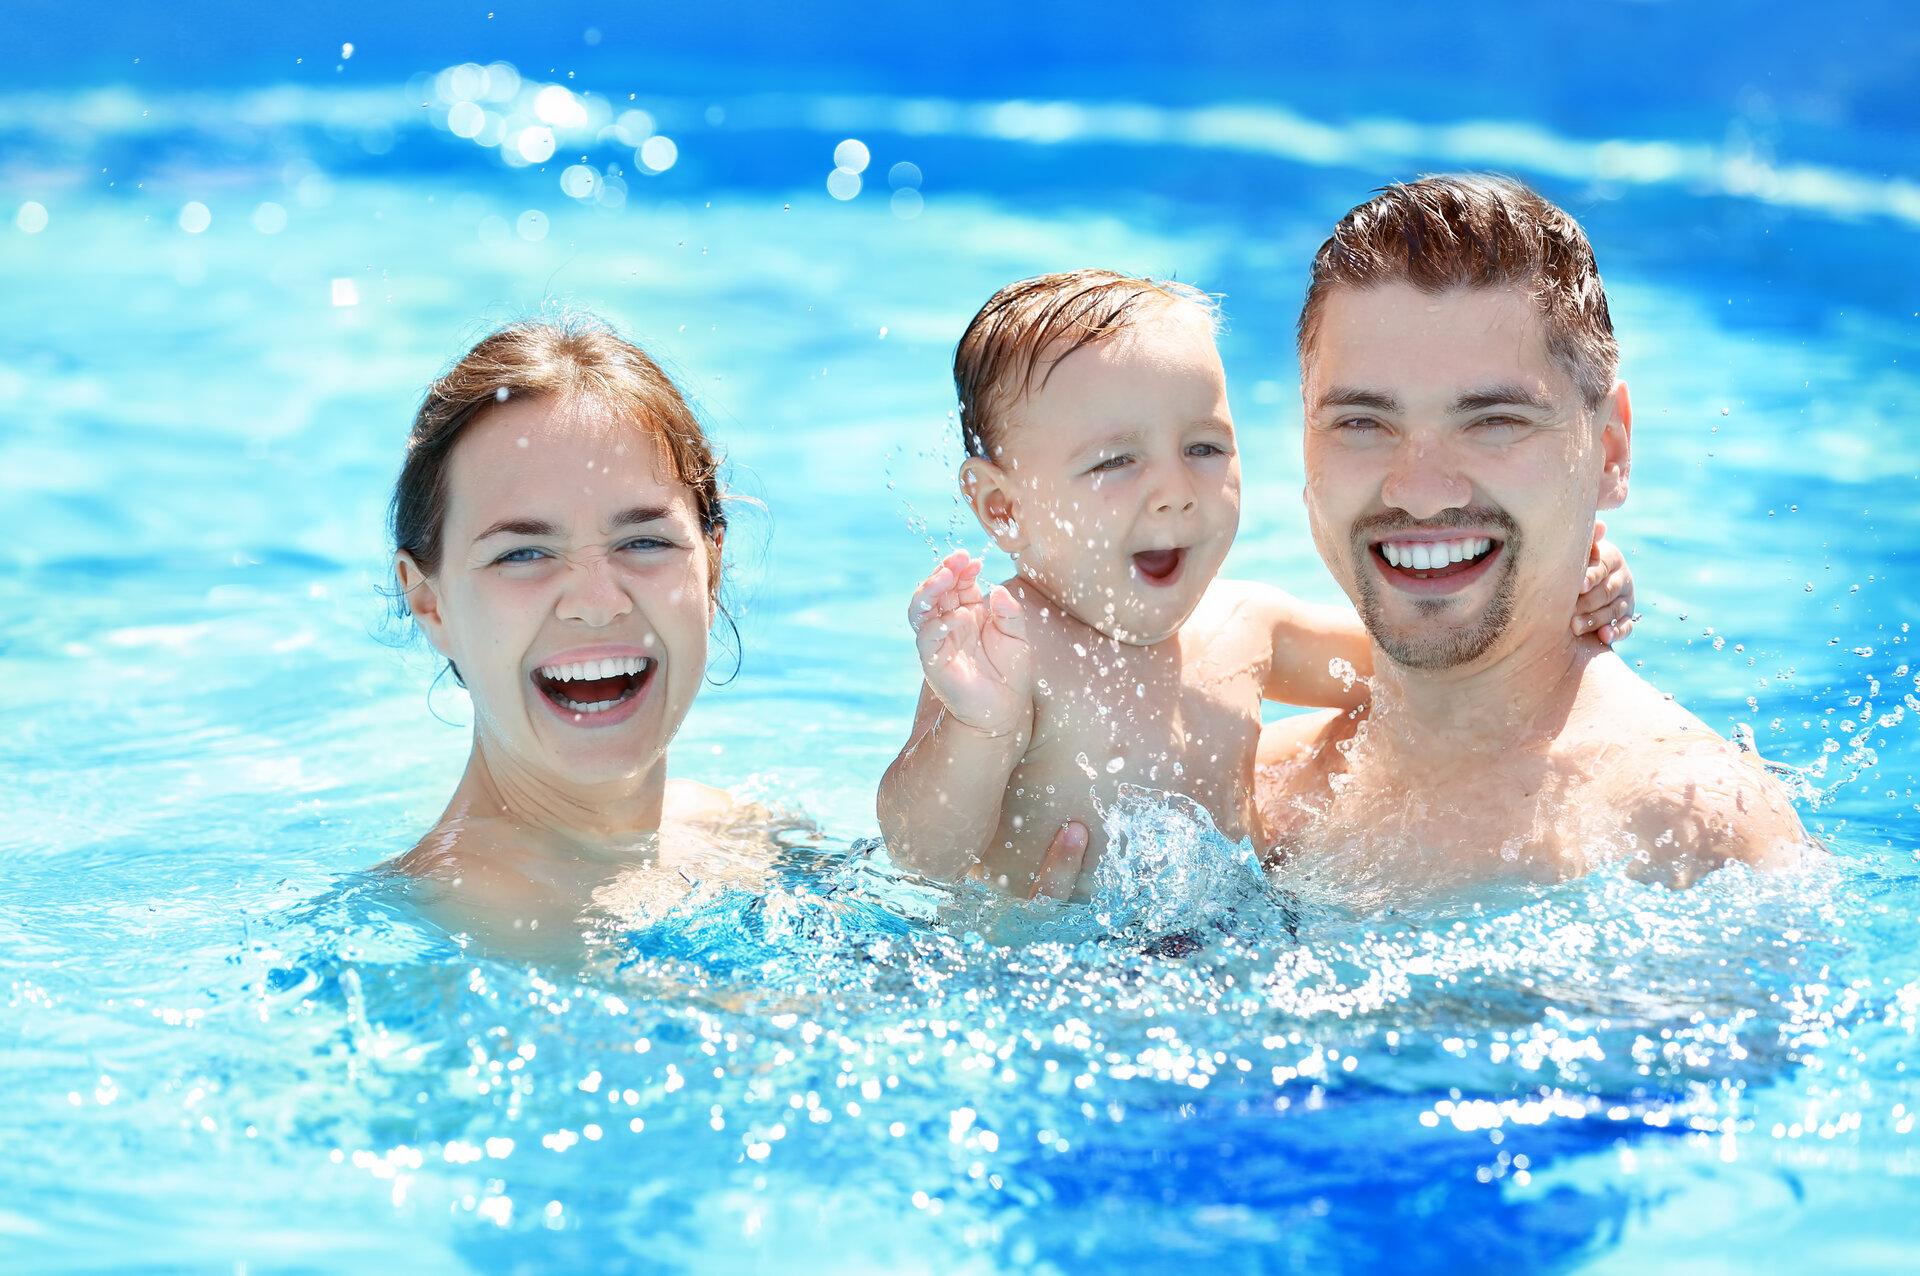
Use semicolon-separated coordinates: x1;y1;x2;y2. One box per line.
533;655;654;715
1370;535;1504;590
1375;536;1495;575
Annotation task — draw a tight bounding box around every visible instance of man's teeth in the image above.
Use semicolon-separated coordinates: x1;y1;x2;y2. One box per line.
539;655;652;682
1379;538;1493;570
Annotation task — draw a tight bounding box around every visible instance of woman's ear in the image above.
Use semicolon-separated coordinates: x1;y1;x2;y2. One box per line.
960;457;1027;554
395;552;453;657
706;525;726;619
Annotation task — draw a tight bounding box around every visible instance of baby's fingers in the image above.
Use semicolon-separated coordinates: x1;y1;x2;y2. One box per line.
1599;614;1635;647
987;584;1026;639
908;562;964;632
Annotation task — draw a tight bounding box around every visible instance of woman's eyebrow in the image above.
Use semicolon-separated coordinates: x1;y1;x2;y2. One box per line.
473;517;560;543
607;505;675;530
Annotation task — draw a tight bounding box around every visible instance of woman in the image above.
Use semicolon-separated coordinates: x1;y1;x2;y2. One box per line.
386;316;759;945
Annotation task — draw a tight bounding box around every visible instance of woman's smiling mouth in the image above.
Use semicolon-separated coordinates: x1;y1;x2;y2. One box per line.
532;654;656;726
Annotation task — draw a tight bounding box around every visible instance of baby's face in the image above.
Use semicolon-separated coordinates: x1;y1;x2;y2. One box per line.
976;303;1241;645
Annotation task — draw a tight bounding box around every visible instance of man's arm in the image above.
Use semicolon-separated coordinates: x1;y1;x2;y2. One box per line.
877;683;1032;881
1615;747;1809;886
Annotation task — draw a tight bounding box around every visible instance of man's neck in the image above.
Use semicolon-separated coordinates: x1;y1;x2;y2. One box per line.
1364;623;1608;759
448;737;669;856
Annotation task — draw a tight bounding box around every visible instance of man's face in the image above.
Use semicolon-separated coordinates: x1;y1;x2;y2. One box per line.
1301;283;1627;671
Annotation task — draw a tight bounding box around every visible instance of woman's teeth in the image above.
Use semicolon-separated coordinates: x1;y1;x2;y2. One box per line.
535;655;653;715
538;656;652;682
1379;538;1493;571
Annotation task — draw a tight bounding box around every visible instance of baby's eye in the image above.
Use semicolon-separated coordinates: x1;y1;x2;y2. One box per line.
493;545;550;565
1088;454;1134;474
1186;441;1230;458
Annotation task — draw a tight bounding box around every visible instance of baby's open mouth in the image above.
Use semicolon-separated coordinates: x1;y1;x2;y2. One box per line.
1373;536;1500;579
533;655;654;715
1131;548;1185;586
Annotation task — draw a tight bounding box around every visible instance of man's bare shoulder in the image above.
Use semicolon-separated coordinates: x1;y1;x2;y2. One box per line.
1571;656;1809;880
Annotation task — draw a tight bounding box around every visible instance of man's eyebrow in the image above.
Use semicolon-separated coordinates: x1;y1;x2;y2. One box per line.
1317;387;1400;413
1452;385;1553;413
473;517;560;543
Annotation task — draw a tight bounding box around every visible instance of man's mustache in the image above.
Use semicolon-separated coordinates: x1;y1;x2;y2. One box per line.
1350;507;1520;540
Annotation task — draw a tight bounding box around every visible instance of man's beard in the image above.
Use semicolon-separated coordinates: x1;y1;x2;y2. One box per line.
1349;508;1521;670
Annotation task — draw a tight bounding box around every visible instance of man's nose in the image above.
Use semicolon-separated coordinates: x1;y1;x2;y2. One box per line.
556;553;634;626
1380;440;1473;520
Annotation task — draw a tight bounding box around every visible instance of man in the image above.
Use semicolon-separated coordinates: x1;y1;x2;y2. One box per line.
1019;175;1808;899
1254;174;1807;892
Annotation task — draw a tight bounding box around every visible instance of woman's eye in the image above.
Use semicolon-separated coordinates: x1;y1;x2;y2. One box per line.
619;536;675;553
494;546;549;565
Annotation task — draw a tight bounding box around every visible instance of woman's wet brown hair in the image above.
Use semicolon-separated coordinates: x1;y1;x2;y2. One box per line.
390;315;733;678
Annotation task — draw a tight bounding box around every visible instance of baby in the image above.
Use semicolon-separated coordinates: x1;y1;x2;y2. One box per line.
877;270;1631;897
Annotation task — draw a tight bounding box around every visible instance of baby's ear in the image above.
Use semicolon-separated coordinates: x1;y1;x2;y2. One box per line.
960;457;1027;553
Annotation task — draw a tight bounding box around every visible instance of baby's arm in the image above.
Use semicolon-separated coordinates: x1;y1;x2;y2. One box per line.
876;552;1035;882
1260;591;1375;710
1574;521;1636;646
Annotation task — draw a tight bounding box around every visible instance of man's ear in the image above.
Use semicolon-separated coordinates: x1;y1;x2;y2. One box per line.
395;552;453;657
1596;380;1632;510
960;457;1028;554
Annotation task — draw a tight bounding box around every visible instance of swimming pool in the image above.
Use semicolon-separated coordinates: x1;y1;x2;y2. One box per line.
4;5;1918;1270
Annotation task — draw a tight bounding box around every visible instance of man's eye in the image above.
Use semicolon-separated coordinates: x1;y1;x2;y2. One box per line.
1473;416;1526;433
1089;454;1134;474
1335;416;1382;432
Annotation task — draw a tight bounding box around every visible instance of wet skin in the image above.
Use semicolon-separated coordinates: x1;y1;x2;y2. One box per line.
1259;283;1806;892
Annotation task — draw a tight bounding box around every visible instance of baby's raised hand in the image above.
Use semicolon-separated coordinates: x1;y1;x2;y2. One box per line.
1573;520;1636;646
908;550;1031;736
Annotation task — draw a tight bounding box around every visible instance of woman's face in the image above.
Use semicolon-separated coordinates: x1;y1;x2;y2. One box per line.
400;394;717;790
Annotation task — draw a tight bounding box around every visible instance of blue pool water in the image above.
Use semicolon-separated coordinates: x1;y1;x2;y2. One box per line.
3;5;1919;1270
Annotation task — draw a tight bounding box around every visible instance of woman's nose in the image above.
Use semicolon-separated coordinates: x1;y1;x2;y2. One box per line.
1380;442;1473;520
556;553;634;626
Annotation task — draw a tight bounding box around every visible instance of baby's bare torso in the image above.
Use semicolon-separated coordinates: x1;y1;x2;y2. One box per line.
976;582;1273;890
